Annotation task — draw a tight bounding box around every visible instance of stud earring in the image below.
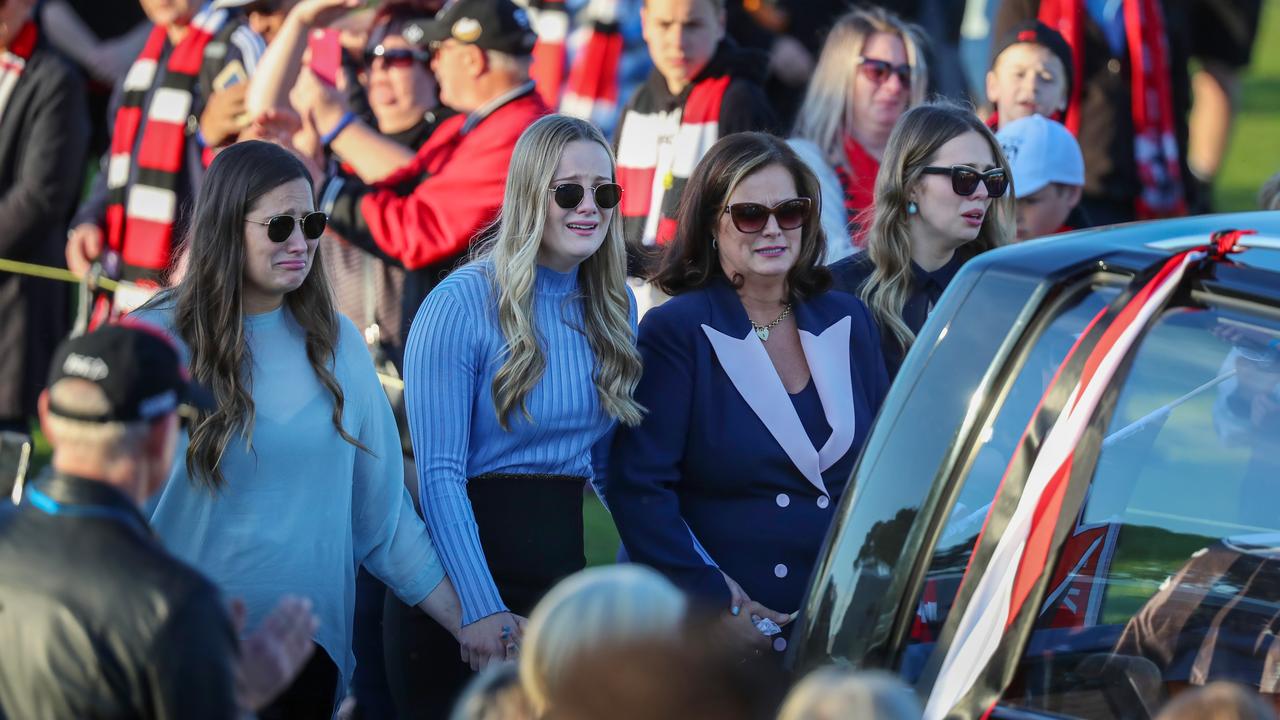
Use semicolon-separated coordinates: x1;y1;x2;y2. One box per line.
712;236;719;250
907;201;918;215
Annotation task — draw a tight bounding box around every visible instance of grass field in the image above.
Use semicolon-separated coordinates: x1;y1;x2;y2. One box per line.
1213;0;1280;211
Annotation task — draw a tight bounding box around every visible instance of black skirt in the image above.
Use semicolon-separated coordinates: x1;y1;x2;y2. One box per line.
383;472;587;720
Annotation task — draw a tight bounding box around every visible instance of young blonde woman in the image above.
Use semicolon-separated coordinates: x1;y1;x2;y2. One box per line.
789;6;929;260
393;114;643;716
829;102;1016;378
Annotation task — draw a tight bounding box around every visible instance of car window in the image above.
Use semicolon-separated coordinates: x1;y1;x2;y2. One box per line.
902;298;1280;718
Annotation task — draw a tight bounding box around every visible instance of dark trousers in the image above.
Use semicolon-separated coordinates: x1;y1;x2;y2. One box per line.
383;474;586;720
259;647;339;720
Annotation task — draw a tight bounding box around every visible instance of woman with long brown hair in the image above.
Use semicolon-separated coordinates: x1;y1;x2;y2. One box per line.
829;102;1016;378
605;132;890;660
134;140;463;718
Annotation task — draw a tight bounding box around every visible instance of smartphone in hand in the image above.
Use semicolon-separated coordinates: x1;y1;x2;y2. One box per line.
308;29;343;87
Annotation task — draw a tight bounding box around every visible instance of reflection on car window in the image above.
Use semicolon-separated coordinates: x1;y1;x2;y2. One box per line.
905;298;1280;718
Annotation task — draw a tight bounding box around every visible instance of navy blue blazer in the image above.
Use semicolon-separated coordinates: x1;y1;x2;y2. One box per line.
606;278;890;650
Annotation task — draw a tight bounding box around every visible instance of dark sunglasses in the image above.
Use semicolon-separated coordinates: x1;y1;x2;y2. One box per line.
549;183;623;210
363;45;430;69
920;165;1009;198
857;57;912;88
723;198;812;234
246;212;328;243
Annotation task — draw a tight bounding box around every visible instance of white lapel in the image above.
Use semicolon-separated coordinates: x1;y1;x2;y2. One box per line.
701;316;857;497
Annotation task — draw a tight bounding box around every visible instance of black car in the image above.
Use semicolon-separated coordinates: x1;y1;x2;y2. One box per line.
791;213;1280;720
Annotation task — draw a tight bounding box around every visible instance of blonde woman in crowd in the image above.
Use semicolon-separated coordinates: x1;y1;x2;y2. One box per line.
399;114;643;716
829;102;1015;378
790;6;929;259
777;668;922;720
519;565;688;716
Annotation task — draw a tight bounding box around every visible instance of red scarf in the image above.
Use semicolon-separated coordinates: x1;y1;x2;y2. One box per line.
1039;0;1185;219
560;0;624;127
617;75;731;245
0;21;37;127
525;0;569;108
834;134;880;248
105;5;229;276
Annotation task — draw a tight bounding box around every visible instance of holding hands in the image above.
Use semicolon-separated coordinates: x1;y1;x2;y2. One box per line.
457;611;528;671
718;571;793;655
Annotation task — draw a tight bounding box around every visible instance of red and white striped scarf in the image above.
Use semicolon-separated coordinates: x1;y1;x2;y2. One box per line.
1039;0;1185;219
921;231;1252;720
559;0;624;128
616;75;730;246
521;0;570;108
106;4;229;277
0;21;38;128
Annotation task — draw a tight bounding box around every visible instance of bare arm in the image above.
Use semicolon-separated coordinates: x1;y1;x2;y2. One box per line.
246;0;360;117
294;70;416;183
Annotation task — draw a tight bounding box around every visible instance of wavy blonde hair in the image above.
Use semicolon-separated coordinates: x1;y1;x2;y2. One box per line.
792;6;929;168
862;102;1015;352
478;114;644;430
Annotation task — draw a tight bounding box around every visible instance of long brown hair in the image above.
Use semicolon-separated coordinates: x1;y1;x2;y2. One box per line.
861;102;1014;351
163;140;363;490
654;132;831;299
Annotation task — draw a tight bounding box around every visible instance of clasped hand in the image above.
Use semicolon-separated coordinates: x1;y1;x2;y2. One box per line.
456;611;527;672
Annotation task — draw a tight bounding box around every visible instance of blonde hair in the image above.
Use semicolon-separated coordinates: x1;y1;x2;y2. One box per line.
450;662;534;720
792;6;929;168
519;564;687;715
479;114;644;430
777;668;923;720
862;101;1014;352
1154;682;1278;720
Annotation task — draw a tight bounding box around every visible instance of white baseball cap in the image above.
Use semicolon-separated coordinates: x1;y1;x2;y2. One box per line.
996;114;1084;197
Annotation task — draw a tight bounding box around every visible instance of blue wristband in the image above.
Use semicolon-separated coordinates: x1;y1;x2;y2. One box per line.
320;111;356;148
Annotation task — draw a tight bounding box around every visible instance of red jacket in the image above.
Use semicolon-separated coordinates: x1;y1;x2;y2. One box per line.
360;89;549;270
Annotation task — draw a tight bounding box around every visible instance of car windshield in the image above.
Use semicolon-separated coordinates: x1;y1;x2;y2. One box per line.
902;290;1280;718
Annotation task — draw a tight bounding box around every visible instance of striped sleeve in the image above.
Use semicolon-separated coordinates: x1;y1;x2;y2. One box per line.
229;24;266;76
403;280;508;626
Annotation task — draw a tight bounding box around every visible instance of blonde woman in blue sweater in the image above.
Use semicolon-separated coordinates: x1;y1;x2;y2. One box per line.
388;114;644;716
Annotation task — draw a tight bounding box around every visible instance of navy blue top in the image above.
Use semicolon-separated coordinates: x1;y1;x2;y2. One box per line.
605;279;889;652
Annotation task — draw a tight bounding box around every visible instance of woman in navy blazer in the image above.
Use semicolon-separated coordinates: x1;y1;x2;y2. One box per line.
606;133;890;658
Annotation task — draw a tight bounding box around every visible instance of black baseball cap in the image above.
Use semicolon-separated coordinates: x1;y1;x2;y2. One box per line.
407;0;537;56
991;20;1075;99
46;322;214;424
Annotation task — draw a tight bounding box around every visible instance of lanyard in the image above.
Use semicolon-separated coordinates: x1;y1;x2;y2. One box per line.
24;486;150;537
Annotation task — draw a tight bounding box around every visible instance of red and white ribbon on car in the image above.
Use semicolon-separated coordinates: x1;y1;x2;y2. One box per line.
923;231;1251;720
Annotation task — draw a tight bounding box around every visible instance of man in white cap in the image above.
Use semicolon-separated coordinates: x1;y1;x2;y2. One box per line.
997;113;1085;242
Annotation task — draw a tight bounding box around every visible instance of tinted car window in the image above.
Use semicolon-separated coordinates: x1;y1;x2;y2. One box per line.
905;300;1280;717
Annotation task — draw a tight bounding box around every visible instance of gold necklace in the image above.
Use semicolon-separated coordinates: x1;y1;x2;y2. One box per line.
749;304;792;342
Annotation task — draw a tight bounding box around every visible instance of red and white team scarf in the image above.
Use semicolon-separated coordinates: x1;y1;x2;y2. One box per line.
616;75;730;246
1039;0;1185;219
0;21;37;127
921;231;1252;720
559;0;624;127
519;0;570;108
105;4;230;276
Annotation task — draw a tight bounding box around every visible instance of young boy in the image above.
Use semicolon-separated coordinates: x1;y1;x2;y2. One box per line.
985;20;1073;130
997;114;1085;241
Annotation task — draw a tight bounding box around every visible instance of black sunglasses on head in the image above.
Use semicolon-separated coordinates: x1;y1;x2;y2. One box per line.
549;183;623;210
246;212;328;243
857;57;912;88
723;198;812;234
920;165;1009;198
363;45;430;69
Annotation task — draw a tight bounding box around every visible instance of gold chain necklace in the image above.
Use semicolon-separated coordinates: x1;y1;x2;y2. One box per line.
749;304;792;342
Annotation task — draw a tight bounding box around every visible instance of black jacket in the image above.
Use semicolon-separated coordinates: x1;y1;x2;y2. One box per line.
0;474;240;719
0;37;89;419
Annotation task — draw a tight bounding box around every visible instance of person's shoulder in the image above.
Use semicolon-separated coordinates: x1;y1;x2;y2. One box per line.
640;286;714;332
828;251;876;294
424;262;495;312
28;42;86;90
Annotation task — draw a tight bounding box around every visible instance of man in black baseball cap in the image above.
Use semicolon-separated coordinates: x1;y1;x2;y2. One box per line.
0;322;315;719
408;0;538;56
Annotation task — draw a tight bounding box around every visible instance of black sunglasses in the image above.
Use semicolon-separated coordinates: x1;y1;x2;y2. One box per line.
246;212;328;243
363;45;430;69
549;183;623;210
920;165;1009;198
723;198;812;234
857;57;912;89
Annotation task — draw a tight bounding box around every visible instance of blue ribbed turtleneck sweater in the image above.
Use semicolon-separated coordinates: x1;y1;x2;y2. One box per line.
405;261;635;625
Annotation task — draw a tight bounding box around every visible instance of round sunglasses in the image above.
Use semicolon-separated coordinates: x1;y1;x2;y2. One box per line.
856;57;912;89
549;183;623;210
920;165;1009;198
723;197;812;234
246;211;328;243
